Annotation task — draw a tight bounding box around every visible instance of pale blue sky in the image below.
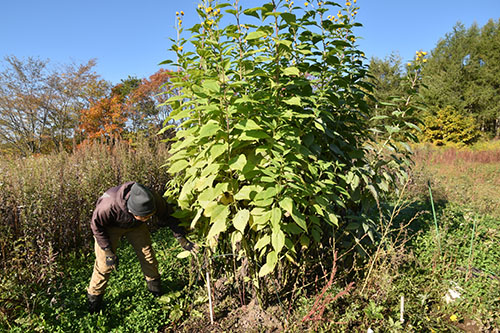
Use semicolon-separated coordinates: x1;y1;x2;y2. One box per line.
1;0;499;84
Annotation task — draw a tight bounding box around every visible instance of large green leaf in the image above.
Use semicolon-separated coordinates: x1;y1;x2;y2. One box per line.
251;208;271;227
258;251;278;277
246;31;266;40
203;80;220;93
254;186;277;201
198;187;216;209
275;39;293;48
253;198;274;207
271;228;285;254
282;222;303;235
231;231;243;252
271;207;282;229
283;66;300;76
204;202;225;218
229;154;247;171
199;120;220;138
254;234;270;251
238;130;270;141
283;96;302;106
200;163;221;178
235;185;263;200
190;208;203;229
326;212;339;227
235;119;263;131
178;178;195;209
208;143;227;161
168;159;189;174
171;108;193;121
233;209;250;233
206;217;226;241
279;197;293;214
192;85;208;98
207;206;230;239
280;12;296;24
243;7;262;19
291;207;307;232
177;251;191;259
195;173;216;191
366;184;379;201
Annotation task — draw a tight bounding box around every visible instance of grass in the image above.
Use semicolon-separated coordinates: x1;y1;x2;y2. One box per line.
399;204;499;330
284;203;499;332
1;227;195;332
411;142;500;217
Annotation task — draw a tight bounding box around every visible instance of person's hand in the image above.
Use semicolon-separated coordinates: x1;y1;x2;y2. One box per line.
177;237;199;254
103;248;118;270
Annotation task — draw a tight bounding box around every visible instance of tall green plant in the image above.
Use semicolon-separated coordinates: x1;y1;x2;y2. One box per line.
162;0;416;292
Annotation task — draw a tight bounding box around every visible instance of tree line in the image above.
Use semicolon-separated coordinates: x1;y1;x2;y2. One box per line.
1;19;498;156
0;56;175;156
368;19;500;145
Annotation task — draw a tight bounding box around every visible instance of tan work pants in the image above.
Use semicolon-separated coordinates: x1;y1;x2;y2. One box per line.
87;223;160;296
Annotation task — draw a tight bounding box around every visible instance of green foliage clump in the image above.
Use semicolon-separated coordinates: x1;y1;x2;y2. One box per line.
162;0;417;297
421;106;480;146
398;203;500;330
0;228;194;332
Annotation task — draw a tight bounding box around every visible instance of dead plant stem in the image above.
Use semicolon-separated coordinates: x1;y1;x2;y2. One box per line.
361;181;409;295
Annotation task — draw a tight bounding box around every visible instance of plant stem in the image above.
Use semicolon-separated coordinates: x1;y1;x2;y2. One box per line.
466;215;477;281
206;269;214;325
400;294;405;323
427;180;441;254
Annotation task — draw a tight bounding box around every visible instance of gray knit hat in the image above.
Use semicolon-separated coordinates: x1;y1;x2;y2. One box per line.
127;183;156;216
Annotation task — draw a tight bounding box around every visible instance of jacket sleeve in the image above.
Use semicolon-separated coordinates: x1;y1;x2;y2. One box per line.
90;198;114;250
153;191;187;238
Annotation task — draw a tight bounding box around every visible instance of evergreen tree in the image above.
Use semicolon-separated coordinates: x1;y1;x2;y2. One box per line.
421;20;500;138
367;53;405;117
463;20;500;136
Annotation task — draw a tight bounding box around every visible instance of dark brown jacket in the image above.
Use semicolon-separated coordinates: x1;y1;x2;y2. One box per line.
90;182;185;249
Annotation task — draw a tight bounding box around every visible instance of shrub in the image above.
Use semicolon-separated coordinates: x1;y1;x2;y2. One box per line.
421;106;480;146
162;0;418;300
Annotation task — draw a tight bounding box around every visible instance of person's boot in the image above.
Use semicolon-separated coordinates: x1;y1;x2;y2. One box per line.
87;292;103;314
146;279;163;297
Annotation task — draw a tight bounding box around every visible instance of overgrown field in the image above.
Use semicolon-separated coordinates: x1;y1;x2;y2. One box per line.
1;142;499;332
411;143;500;217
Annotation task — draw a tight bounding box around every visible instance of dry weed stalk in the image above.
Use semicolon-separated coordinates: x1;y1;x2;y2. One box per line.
360;179;421;295
301;251;355;323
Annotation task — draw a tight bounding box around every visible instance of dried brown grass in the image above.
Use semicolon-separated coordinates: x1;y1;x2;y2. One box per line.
410;143;500;218
0;139;170;286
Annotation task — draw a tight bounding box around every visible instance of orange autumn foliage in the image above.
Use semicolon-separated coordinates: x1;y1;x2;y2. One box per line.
125;69;175;129
78;69;175;142
129;69;172;105
79;94;128;141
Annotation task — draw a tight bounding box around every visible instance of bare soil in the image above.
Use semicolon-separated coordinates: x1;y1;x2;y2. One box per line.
172;298;284;333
